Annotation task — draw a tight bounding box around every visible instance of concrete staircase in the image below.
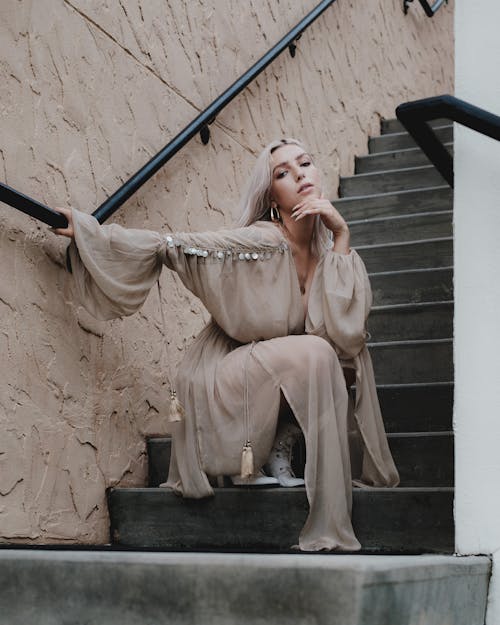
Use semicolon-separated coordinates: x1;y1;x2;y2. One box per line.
108;118;456;556
3;119;491;625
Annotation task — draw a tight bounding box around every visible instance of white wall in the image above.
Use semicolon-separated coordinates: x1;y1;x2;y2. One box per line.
454;1;500;621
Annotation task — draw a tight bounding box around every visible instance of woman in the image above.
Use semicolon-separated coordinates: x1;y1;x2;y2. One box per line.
53;138;399;552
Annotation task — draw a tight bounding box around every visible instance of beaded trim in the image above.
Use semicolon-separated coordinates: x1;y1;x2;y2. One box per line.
164;234;288;261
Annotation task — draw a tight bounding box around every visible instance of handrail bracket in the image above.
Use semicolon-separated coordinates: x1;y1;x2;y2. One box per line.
403;0;448;17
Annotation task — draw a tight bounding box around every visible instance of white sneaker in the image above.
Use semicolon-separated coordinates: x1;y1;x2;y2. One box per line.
230;469;279;487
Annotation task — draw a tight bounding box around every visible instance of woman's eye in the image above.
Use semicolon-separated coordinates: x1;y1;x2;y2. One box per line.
276;170;287;179
301;161;311;167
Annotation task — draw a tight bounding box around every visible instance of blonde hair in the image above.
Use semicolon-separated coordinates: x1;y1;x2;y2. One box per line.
237;138;331;256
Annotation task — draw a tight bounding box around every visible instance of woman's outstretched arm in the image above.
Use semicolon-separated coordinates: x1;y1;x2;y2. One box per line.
52;207;165;320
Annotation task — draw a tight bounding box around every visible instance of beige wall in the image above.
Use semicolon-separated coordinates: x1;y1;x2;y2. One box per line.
0;0;454;543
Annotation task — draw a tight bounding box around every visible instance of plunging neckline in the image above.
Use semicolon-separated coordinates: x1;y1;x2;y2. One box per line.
269;221;320;322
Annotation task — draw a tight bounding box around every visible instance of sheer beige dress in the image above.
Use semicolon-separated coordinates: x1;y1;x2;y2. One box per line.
68;208;399;552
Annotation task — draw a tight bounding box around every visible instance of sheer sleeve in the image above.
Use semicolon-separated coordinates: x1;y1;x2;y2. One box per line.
307;248;372;359
67;210;294;341
68;208;165;320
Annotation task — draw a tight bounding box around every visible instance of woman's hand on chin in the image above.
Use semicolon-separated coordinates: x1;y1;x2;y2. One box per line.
51;207;75;239
291;194;349;238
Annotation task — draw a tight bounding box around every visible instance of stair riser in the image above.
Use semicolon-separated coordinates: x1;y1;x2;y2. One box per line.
369;126;453;153
381;118;451;134
369;341;453;384
359;239;453;273
149;436;453;489
356;144;453;173
368;303;453;342
370;268;453;306
334;187;452;221
377;384;453;432
109;488;454;553
340;167;446;196
350;212;452;246
389;434;453;487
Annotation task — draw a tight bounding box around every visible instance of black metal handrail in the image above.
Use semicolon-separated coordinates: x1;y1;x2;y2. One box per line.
396;95;500;188
0;0;336;229
403;0;448;17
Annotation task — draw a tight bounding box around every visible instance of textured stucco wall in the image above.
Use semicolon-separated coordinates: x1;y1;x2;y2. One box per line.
0;0;454;543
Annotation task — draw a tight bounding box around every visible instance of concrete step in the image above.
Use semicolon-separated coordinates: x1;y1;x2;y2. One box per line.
108;487;454;554
388;432;453;487
0;550;490;625
349;211;452;246
368;125;453;153
381;117;450;134
369;339;453;385
377;383;453;433
368;301;453;342
340;165;447;196
149;431;452;489
357;238;453;273
334;186;452;221
355;142;453;173
370;267;453;306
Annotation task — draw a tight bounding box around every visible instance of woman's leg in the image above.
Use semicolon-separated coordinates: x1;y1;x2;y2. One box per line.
252;334;361;551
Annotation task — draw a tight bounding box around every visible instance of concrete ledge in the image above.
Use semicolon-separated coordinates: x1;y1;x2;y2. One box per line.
0;550;490;625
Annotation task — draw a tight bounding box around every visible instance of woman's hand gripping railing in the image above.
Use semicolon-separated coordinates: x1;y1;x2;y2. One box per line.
0;182;68;229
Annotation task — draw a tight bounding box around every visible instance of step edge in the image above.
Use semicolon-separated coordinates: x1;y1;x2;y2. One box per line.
109;486;455;495
348;209;453;226
369;265;454;277
356;142;454;161
370;124;454;140
341;164;441;182
376;381;454;389
387;431;454;439
148;432;454;442
371;300;454;312
368;337;453;347
356;236;453;251
334;184;451;203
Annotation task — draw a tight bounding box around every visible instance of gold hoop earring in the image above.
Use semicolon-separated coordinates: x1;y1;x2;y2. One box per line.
270;203;281;223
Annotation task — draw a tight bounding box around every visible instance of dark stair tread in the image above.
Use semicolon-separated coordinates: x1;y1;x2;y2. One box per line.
368;125;453;153
369;266;453;306
376;382;453;427
368;338;453;385
368;300;453;342
357;237;453;273
340;165;447;196
349;210;452;246
387;431;453;487
355;142;453;174
334;186;453;221
381;118;450;134
109;487;454;554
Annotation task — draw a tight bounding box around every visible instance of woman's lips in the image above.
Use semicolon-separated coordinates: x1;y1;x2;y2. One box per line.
298;183;314;194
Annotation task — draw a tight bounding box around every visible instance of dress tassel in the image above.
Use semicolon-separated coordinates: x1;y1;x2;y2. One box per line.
240;442;254;478
168;390;185;423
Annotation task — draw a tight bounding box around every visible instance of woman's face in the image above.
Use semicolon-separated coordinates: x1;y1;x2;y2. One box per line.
269;143;322;214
